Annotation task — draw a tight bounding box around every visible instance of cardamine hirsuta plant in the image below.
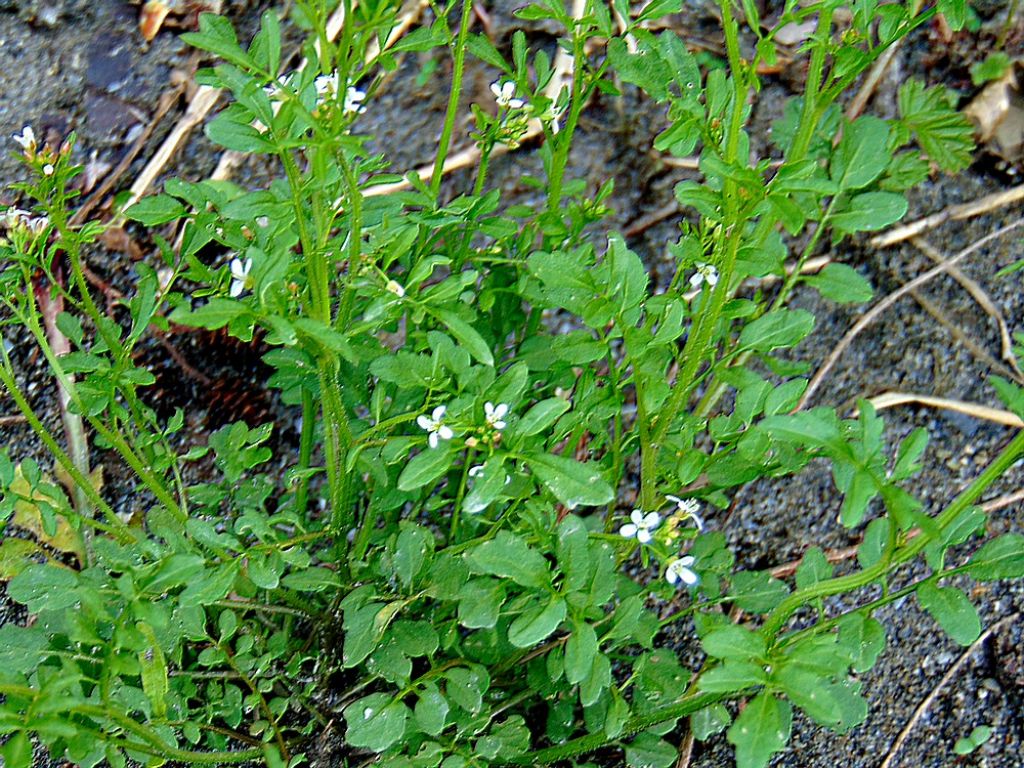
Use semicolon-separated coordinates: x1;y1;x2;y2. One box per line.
1;0;1022;767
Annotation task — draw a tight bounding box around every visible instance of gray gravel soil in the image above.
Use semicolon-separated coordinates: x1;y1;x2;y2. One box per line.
0;1;1023;767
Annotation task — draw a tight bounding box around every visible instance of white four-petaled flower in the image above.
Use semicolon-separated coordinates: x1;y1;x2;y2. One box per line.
666;495;704;531
490;80;525;109
619;509;661;544
344;86;367;115
484;402;508;430
229;256;253;298
666;555;699;587
417;405;454;448
13;126;36;155
689;263;719;289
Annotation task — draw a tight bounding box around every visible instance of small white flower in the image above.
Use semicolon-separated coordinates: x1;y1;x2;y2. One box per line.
619;509;661;544
417;405;454;448
229;256;253;298
385;279;405;298
2;207;31;228
468;464;485;478
666;555;699;587
42;164;54;176
490;80;525;109
689;263;719;289
314;71;339;97
13;126;36;155
344;86;367;115
256;216;270;228
534;102;565;133
484;402;508;431
666;495;704;531
25;216;49;236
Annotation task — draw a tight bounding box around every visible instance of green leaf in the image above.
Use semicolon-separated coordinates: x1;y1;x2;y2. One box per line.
466;530;550;589
836;613;886;674
564;622;599;684
898;79;974;172
398;445;455;491
525;452;614;508
739;309;815;353
831;116;891;190
730;571;790;613
181;13;254;69
0;732;32;768
475;716;531;760
692;704;731;741
515;398;570;437
414;684;449;737
462;456;507;514
445;665;489;713
508;595;567;647
727;693;792;768
937;0;966;30
394;523;435;589
774;667;844;726
795;546;834;589
8;564;79;612
830;191;908;234
805;263;874;303
170;298;251;331
917;582;981;646
125;194;186;225
205;108;276;153
701;626;767;661
432;309;493;366
457;578;505;629
624;732;676;768
280;567;340;591
970;52;1012;85
343;693;409;752
967;534;1024;580
698;660;767;693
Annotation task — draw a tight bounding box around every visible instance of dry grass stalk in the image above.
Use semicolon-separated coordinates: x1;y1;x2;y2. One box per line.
865;391;1024;428
798;218;1024;410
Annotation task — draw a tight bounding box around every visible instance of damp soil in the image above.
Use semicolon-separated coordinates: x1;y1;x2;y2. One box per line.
1;1;1023;767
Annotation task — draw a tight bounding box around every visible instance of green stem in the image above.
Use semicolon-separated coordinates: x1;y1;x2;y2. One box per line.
430;0;475;196
295;386;316;514
764;428;1024;637
0;355;132;542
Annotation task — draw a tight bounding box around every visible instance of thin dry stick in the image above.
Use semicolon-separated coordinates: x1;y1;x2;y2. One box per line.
879;612;1022;768
912;236;1024;382
116;84;223;224
865;391;1024;428
675;731;695;768
798;218;1024;410
908;286;1016;382
0;415;28;426
366;0;586;198
983;487;1024;513
870;183;1024;248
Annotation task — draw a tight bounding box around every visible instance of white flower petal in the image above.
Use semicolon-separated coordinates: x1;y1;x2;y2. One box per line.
229;280;243;298
492;419;506;430
438;425;453;441
428;432;439;449
493;403;509;419
636;529;653;544
689;272;703;287
431;405;447;421
642;512;662;528
619;523;638;539
416;415;433;431
630;509;645;525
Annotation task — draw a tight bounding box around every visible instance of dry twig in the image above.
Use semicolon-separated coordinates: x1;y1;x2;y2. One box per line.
798;218;1024;410
878;613;1022;768
870;184;1024;248
912;236;1024;382
864;391;1024;428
